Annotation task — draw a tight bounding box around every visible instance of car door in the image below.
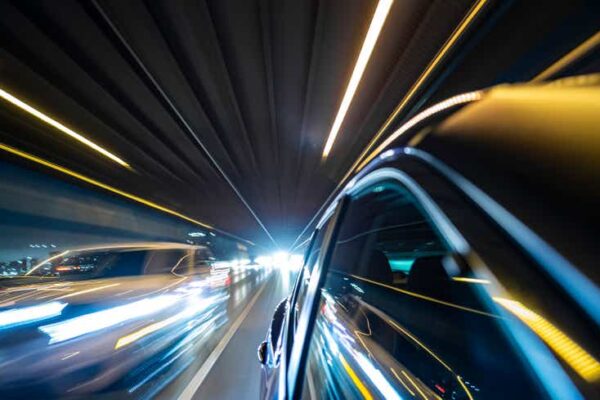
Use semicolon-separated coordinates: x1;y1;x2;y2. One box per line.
291;164;599;399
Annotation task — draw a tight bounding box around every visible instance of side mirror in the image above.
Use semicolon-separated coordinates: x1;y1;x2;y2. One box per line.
257;341;268;365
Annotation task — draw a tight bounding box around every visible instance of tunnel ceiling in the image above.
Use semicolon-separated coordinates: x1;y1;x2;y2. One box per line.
0;0;598;248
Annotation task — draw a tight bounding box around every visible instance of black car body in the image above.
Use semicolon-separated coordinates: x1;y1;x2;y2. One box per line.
259;76;600;399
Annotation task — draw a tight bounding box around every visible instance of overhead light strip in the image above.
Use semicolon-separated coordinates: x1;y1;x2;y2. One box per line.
290;0;489;249
347;0;488;171
0;88;129;168
321;0;393;158
287;90;482;251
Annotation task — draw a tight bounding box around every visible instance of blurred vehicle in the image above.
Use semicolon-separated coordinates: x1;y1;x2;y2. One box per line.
259;77;600;399
0;243;229;398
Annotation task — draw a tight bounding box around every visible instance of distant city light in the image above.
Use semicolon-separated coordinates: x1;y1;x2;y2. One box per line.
322;0;394;158
26;250;70;276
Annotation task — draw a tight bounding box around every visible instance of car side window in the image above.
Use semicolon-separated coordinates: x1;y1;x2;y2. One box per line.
300;179;546;399
328;180;449;288
143;249;188;275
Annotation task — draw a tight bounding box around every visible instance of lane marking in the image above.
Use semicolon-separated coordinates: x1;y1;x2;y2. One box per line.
177;274;273;400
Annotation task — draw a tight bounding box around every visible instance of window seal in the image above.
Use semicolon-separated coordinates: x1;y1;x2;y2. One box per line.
286;196;349;399
346;167;471;256
404;147;600;326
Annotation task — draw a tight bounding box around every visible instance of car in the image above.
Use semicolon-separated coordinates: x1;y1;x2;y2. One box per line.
258;76;600;399
0;243;230;398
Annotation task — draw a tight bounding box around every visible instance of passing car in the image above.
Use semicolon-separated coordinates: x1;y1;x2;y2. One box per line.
259;76;600;399
0;243;229;398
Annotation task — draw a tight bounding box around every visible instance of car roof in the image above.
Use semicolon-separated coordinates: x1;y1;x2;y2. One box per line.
413;75;600;282
317;75;599;283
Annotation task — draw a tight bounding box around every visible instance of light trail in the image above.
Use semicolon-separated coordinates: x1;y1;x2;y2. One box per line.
322;0;394;158
0;88;129;168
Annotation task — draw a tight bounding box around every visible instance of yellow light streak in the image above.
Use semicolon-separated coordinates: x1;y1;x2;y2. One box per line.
26;250;70;276
532;30;600;82
351;274;497;318
356;90;482;171
346;0;488;170
0;143;213;230
494;297;600;382
115;313;181;349
452;277;490;284
391;367;415;396
339;353;373;400
0;88;129;168
400;370;428;400
457;376;474;400
322;0;394;158
354;330;374;358
74;242;201;253
388;319;453;372
55;283;120;300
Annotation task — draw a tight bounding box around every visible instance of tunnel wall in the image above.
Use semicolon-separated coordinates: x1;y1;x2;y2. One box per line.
0;160;249;264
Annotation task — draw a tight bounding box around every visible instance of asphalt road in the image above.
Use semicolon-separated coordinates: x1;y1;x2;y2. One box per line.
158;269;294;400
0;266;293;399
191;271;291;399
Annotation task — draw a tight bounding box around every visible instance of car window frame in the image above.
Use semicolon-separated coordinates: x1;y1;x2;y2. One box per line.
286;196;349;399
290;158;581;399
287;165;478;399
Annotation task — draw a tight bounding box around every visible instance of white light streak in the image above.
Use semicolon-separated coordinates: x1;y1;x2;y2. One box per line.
322;0;394;157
